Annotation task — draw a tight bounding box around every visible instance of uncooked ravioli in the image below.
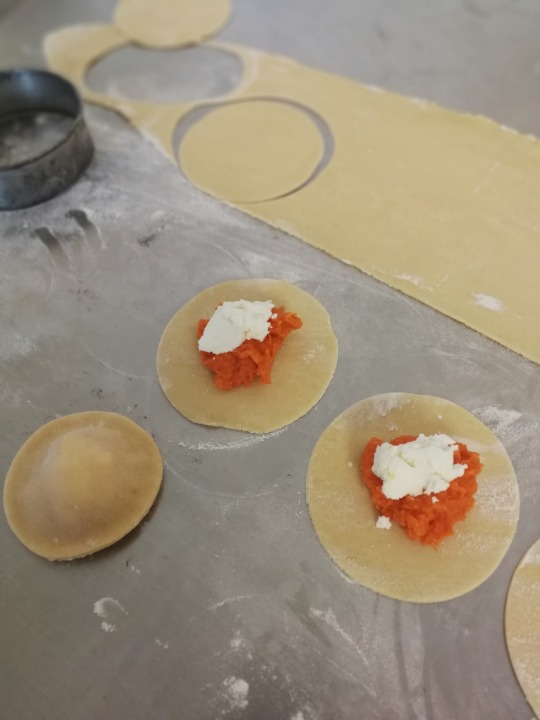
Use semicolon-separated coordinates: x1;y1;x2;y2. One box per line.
156;279;338;433
3;412;163;561
307;393;519;603
505;538;540;718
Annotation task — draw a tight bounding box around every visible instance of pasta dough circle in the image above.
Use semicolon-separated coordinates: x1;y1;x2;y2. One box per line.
505;538;540;718
307;393;519;603
156;279;338;433
3;412;163;561
179;101;324;203
114;0;231;49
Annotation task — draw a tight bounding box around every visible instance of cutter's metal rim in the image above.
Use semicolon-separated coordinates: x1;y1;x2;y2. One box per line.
0;68;94;211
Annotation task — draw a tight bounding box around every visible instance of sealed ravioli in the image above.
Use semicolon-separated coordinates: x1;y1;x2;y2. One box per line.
307;393;519;603
156;279;338;433
3;412;163;560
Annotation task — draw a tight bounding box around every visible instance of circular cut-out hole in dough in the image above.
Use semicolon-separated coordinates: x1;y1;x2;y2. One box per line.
87;45;243;104
114;0;231;49
307;393;519;603
505;538;540;718
156;278;338;433
3;412;163;561
179;100;325;203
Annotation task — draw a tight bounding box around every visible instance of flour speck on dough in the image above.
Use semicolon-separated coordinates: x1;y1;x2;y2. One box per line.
473;405;522;443
473;293;504;312
395;273;423;287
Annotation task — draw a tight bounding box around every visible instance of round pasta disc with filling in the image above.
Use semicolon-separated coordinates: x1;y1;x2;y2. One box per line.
505;538;540;718
306;393;519;603
3;412;163;561
156;279;338;433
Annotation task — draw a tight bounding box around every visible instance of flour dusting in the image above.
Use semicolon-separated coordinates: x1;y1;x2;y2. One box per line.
93;597;128;618
209;594;257;611
309;607;368;663
223;677;249;710
303;343;324;363
473;293;504;312
291;713;305;720
396;273;423;287
0;334;38;361
100;621;117;633
369;393;409;419
473;405;522;443
178;426;287;452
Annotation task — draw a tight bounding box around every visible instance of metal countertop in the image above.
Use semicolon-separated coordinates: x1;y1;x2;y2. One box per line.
1;1;540;718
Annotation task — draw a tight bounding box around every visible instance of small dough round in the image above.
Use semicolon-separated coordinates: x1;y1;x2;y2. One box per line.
3;412;163;561
505;538;540;718
156;278;338;433
307;393;519;603
114;0;231;49
179;101;324;203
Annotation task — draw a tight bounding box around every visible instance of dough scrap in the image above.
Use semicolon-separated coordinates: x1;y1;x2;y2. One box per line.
180;101;324;203
3;412;163;561
307;393;519;603
114;0;231;49
156;279;338;433
505;538;540;719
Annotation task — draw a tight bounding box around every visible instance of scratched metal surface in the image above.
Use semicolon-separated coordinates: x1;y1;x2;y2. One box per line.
1;1;540;719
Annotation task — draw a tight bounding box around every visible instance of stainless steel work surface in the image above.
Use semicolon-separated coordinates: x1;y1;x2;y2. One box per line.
1;1;540;718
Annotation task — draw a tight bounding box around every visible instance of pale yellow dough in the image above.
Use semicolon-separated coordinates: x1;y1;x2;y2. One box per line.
3;412;163;561
156;279;338;433
307;393;519;603
180;101;324;203
45;22;540;363
114;0;231;48
505;538;540;719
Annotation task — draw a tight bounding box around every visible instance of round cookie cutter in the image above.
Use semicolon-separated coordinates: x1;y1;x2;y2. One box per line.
0;69;94;211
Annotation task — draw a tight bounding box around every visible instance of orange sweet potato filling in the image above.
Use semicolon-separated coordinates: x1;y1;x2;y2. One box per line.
360;435;482;547
197;306;302;390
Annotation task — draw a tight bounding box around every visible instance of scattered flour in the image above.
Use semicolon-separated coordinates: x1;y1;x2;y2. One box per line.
155;638;169;649
303;343;324;363
94;597;128;632
291;713;305;720
178;426;287;452
93;597;128;618
0;334;38;361
100;622;117;633
395;273;423;287
473;405;522;443
223;677;249;710
230;631;245;651
209;594;258;611
309;607;368;663
369;393;409;419
311;608;348;641
473;293;504;312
